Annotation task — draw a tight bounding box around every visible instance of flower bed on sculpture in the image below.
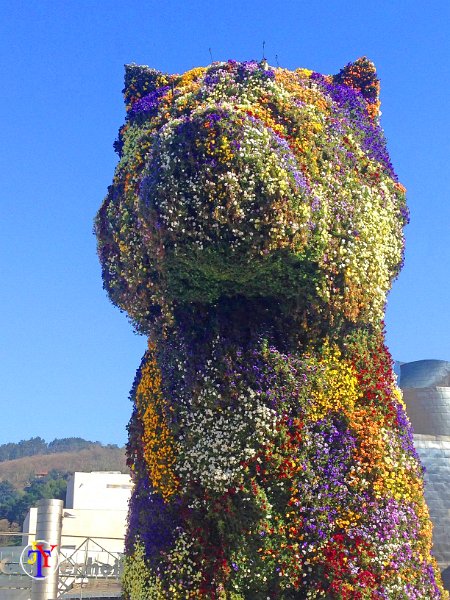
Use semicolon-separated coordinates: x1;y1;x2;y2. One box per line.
96;58;447;598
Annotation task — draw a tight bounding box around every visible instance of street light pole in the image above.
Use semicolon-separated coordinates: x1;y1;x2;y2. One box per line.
31;499;63;600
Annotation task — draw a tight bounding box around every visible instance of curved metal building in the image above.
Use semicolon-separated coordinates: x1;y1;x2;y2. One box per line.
401;360;450;590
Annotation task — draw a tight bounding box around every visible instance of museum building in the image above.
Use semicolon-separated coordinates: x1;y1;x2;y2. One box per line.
400;360;450;590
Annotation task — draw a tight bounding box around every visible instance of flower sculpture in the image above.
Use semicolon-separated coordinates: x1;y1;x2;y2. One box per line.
96;58;448;598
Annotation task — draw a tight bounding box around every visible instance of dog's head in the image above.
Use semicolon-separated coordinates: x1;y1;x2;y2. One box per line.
96;58;407;334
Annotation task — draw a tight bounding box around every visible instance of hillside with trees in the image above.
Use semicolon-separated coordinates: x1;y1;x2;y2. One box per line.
0;445;127;488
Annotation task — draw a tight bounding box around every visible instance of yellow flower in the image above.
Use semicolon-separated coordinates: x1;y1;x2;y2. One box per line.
307;345;360;421
136;341;179;500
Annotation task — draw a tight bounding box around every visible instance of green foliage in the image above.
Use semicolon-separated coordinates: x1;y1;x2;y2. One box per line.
0;437;47;462
0;470;68;527
0;480;18;524
122;541;162;599
0;480;16;505
165;247;322;307
48;437;109;453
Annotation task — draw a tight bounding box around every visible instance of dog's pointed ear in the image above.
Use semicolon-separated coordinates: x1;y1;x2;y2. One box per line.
123;64;172;112
333;57;380;119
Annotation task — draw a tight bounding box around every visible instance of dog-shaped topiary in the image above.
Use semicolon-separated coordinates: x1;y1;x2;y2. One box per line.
96;58;447;598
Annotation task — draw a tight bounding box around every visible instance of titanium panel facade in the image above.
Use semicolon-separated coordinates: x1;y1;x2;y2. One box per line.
401;360;450;590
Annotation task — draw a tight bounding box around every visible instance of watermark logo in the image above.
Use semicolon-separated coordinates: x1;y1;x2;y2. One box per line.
20;540;59;580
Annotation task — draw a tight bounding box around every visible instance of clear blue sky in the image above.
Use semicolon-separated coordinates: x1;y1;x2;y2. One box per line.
1;0;448;446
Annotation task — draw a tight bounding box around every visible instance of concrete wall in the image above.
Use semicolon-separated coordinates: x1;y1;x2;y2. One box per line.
66;472;132;511
59;508;128;553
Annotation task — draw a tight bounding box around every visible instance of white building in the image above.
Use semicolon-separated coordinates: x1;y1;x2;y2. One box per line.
24;471;133;553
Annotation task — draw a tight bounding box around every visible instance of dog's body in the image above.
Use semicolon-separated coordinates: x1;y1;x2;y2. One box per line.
96;59;446;598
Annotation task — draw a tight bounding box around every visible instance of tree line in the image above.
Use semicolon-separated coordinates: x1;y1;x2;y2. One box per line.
0;437;118;462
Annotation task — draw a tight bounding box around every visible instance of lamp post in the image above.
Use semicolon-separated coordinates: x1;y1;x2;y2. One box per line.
30;499;63;600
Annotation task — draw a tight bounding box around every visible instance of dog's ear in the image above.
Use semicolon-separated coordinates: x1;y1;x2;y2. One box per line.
333;57;380;119
123;64;172;112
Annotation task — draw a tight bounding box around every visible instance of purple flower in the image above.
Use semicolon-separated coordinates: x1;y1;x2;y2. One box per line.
311;73;397;180
129;86;171;118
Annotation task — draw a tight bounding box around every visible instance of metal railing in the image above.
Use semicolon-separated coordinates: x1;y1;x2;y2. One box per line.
1;533;124;599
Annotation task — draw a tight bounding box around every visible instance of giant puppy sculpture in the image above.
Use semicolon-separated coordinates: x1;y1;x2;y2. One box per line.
96;58;447;598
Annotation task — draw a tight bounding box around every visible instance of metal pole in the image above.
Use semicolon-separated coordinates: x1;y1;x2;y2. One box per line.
31;499;63;600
